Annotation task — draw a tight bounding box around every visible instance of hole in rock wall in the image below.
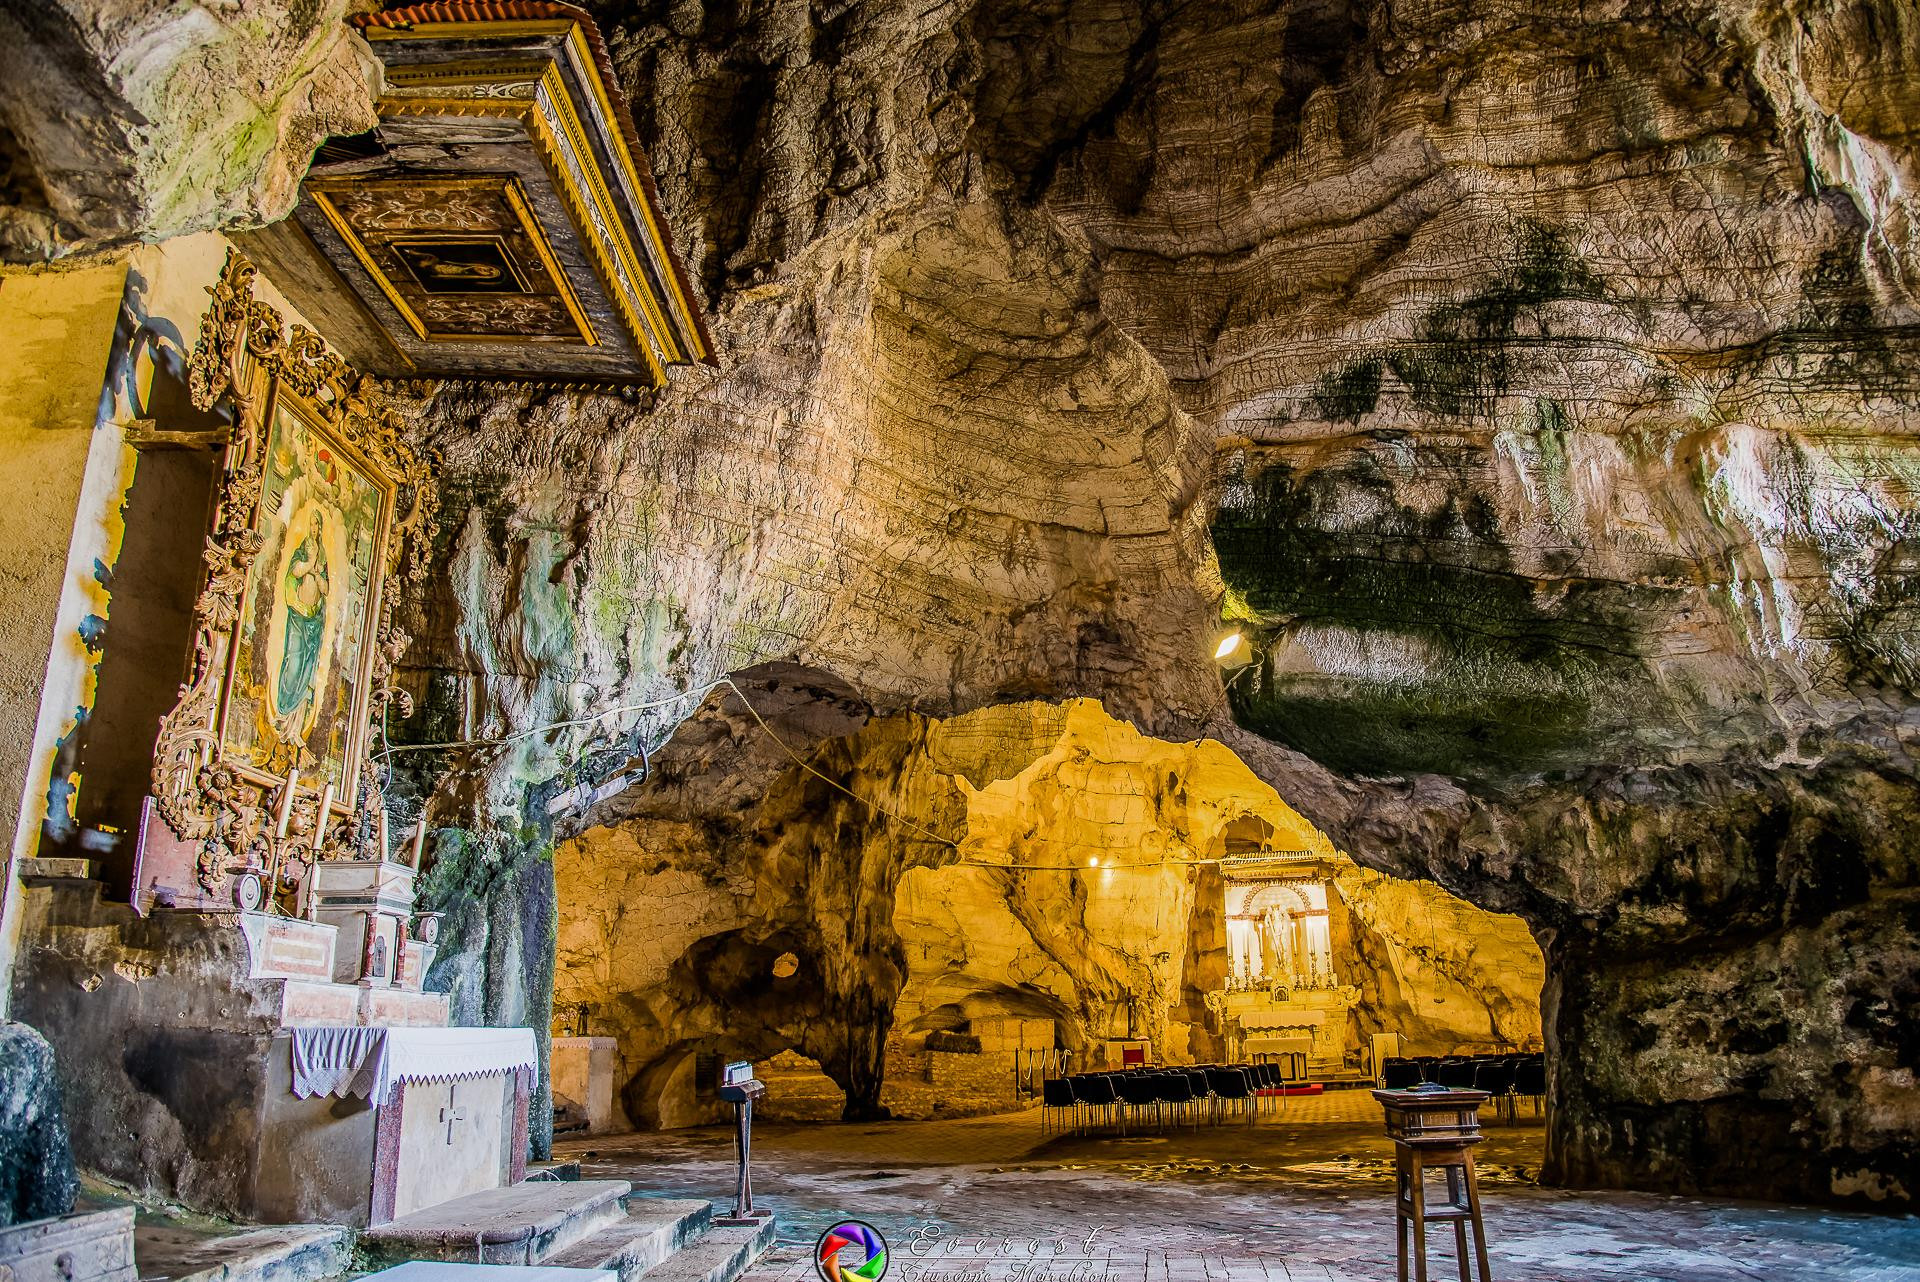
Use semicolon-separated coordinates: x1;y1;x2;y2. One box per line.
552;688;1543;1131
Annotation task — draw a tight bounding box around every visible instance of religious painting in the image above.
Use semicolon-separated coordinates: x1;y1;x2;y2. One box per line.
216;380;393;796
392;236;531;295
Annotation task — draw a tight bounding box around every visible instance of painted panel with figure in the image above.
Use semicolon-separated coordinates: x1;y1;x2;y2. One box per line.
218;384;391;793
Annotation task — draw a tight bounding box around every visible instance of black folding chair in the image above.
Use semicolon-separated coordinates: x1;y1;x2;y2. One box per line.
1473;1058;1517;1123
1117;1072;1162;1133
1041;1076;1077;1134
1514;1057;1546;1116
1206;1067;1256;1124
1150;1071;1199;1130
1084;1073;1123;1130
1382;1057;1422;1089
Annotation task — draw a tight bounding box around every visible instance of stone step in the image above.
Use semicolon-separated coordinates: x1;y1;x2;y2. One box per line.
632;1219;775;1282
2;1207;134;1282
133;1223;350;1282
359;1181;632;1268
540;1200;711;1281
360;1262;621;1282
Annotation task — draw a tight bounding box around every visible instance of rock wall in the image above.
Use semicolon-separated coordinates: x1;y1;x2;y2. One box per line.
0;1020;77;1227
552;672;1541;1126
0;0;377;260
1067;0;1920;1206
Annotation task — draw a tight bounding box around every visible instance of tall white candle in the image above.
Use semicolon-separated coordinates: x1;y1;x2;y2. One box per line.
376;808;390;864
411;816;429;870
308;781;336;922
314;782;336;853
275;767;300;839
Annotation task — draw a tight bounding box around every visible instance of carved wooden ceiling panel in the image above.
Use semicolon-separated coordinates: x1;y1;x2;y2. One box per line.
237;1;711;389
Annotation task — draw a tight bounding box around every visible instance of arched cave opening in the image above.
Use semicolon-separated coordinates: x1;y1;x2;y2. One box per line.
546;672;1547;1172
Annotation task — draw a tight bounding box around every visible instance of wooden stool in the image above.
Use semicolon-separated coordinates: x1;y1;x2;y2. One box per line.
1392;1138;1491;1282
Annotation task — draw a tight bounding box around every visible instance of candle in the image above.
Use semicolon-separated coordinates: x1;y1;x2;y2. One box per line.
314;783;336;853
411;816;429;870
275;767;300;839
308;782;335;922
376;808;390;864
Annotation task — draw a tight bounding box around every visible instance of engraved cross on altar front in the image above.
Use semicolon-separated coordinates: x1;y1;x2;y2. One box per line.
440;1085;465;1143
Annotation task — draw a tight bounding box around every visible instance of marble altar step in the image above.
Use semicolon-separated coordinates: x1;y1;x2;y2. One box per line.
132;1222;351;1282
0;1207;134;1282
541;1200;710;1280
357;1186;769;1282
274;978;451;1028
359;1181;632;1268
628;1218;775;1282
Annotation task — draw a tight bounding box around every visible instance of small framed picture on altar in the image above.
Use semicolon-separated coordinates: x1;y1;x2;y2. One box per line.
214;376;396;801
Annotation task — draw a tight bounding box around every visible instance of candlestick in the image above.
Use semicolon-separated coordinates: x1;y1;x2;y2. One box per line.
264;845;284;917
275;767;300;840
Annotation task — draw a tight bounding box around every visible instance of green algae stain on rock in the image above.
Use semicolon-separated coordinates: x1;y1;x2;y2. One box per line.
1388;220;1604;418
1311;220;1606;423
1312;355;1383;424
1212;452;1663;780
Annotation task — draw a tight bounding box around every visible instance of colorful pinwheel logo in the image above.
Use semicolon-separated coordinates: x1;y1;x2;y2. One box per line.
816;1220;889;1282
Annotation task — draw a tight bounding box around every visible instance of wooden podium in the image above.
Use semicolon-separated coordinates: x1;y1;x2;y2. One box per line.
1371;1087;1493;1282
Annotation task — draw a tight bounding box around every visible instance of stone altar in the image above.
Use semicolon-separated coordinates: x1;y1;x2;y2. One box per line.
12;865;534;1226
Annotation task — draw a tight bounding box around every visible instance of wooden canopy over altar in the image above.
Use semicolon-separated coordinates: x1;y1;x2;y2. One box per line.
239;0;712;388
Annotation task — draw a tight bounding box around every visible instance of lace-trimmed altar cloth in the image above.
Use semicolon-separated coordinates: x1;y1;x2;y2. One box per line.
290;1025;538;1100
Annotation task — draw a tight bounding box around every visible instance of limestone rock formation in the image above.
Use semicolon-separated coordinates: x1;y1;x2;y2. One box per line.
552;671;1542;1126
0;1021;78;1227
360;0;1920;1207
0;0;378;260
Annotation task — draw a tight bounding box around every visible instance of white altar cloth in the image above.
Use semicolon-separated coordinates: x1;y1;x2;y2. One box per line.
291;1025;538;1100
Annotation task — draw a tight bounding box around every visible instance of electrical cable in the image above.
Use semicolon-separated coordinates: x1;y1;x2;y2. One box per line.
373;673;1326;872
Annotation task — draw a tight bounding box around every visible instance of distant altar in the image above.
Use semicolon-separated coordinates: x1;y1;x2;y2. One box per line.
1215;862;1361;1076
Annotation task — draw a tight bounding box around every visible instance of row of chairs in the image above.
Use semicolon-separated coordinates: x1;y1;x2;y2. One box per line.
1381;1054;1546;1122
1040;1064;1289;1134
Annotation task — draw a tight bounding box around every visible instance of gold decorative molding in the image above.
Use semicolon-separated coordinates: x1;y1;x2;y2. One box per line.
375;64;672;380
243;2;714;387
307;173;598;347
155;248;440;896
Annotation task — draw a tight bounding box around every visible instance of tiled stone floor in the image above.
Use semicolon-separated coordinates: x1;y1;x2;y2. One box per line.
560;1094;1920;1282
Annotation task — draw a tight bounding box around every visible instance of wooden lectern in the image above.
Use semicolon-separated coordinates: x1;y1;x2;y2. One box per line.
1371;1086;1493;1282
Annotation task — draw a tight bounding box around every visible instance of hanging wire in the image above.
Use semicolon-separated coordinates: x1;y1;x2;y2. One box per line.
374;673;1326;872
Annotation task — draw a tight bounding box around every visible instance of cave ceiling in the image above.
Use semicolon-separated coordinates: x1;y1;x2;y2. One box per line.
354;0;1920;813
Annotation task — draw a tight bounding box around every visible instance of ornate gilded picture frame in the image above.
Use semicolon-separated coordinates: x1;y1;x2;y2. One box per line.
151;249;437;896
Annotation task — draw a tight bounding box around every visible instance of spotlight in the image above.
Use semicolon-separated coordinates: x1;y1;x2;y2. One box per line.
1213;631;1248;663
1088;857;1101;868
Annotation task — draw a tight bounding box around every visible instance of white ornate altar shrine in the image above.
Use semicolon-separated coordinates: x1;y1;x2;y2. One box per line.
1217;867;1361;1075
